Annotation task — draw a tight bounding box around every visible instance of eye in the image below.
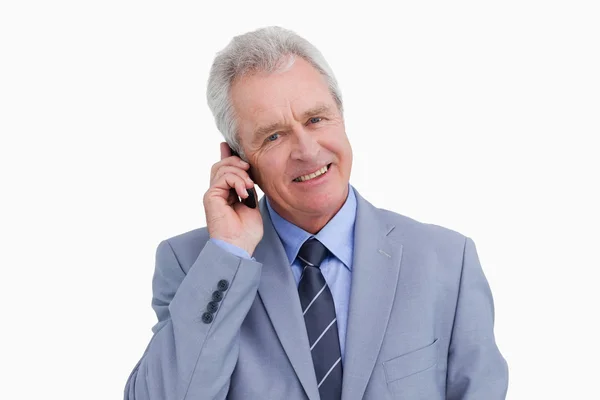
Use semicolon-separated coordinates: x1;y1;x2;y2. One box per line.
266;133;280;142
309;117;322;124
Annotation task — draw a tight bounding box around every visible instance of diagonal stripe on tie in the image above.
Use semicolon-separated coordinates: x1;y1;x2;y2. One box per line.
310;318;336;350
302;283;327;315
318;357;342;388
317;357;343;399
310;319;341;371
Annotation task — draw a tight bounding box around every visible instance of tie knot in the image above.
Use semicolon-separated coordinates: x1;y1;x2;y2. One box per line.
297;238;329;268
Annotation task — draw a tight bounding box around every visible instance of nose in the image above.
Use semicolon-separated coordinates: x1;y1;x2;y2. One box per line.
290;126;320;161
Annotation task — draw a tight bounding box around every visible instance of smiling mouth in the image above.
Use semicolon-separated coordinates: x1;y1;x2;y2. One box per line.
293;163;332;182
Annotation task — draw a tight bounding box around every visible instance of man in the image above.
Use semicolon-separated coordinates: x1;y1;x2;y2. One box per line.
125;26;508;399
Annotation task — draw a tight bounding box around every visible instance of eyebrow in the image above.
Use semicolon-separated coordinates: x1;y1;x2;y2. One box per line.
252;104;334;140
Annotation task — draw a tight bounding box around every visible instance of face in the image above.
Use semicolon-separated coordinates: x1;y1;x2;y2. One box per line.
231;56;353;231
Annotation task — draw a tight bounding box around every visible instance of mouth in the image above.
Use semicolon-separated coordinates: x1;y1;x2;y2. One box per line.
293;163;332;182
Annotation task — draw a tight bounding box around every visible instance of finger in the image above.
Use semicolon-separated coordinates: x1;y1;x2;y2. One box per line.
230;175;249;199
212;165;254;187
211;157;250;180
212;172;249;199
236;179;249;199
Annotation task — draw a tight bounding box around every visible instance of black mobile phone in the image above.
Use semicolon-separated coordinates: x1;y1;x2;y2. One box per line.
229;146;257;209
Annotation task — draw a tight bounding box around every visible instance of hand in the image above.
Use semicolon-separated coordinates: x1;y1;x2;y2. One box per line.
203;142;263;256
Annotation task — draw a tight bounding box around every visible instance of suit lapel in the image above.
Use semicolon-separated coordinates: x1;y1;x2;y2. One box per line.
254;197;320;400
341;189;404;400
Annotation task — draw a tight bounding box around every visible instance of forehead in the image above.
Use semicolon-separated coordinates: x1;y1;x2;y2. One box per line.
230;57;336;139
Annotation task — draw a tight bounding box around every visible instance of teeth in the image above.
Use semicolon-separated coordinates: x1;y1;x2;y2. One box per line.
294;165;328;182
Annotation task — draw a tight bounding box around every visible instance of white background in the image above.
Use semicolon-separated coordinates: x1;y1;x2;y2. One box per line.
1;1;599;399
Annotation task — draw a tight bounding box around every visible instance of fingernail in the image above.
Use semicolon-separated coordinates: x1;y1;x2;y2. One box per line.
244;188;249;197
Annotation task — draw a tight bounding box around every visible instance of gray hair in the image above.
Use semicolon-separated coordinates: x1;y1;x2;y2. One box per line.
206;26;344;161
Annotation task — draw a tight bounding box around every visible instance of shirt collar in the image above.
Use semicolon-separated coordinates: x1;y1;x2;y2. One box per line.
265;183;356;270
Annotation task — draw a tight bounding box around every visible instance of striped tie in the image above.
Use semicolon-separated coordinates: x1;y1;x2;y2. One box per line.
297;238;343;400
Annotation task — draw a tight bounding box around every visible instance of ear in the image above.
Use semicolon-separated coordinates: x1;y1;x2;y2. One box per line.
220;142;232;159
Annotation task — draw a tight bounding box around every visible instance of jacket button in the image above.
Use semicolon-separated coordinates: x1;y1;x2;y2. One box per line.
217;279;229;291
212;290;223;302
207;301;219;313
201;312;213;324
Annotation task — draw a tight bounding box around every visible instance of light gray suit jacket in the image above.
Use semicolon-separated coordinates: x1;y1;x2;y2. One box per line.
125;187;508;399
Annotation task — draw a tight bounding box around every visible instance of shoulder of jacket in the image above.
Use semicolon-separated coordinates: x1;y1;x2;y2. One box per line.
375;207;468;249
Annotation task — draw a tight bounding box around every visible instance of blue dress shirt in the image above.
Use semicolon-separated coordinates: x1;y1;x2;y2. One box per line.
210;184;357;364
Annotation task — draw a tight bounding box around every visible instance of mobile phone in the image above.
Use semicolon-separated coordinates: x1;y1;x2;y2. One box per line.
229;146;257;209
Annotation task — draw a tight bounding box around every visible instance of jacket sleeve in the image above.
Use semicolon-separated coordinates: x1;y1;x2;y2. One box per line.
124;239;262;400
446;237;509;399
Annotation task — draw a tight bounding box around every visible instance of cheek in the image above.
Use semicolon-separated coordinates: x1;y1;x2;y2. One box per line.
255;154;286;185
344;140;353;161
341;134;353;156
326;135;351;160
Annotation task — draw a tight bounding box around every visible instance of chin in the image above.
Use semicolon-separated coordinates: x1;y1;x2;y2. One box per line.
295;191;343;214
